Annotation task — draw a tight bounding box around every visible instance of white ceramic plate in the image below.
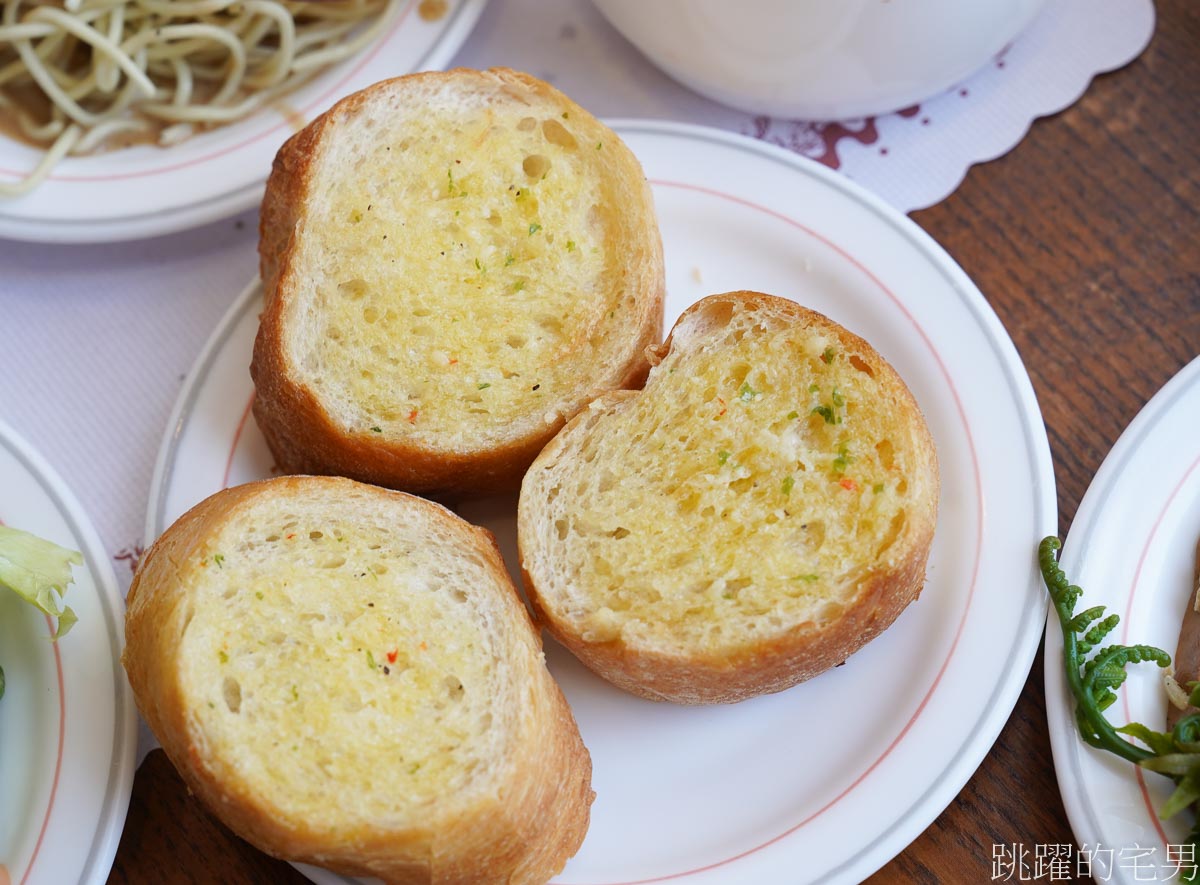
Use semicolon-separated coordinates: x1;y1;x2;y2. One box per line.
146;121;1055;884
0;0;485;244
1046;357;1200;883
0;419;137;885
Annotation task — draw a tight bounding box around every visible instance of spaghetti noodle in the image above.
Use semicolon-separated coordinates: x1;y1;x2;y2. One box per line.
0;0;399;196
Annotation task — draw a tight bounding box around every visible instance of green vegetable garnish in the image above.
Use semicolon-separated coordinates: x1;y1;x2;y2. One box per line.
781;476;795;496
717;450;731;466
528;223;541;235
820;346;836;364
478;382;491;390
1042;536;1200;880
0;525;81;641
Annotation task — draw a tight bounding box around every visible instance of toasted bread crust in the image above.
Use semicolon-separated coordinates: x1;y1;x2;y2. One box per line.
124;476;593;884
253;68;664;497
518;292;939;704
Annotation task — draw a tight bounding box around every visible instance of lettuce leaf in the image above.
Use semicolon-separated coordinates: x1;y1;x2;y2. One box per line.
0;524;82;639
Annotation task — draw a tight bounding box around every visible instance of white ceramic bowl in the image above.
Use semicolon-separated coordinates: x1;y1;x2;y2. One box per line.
591;0;1048;120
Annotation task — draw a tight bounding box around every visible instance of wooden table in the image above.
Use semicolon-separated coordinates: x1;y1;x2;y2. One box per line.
109;2;1200;881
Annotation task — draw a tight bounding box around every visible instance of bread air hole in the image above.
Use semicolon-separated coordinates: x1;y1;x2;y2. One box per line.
222;677;242;713
517;116;537;132
609;527;630;539
542;118;577;149
816;600;845;623
876;438;895;470
555;518;569;540
849;354;874;377
805;520;826;549
523;154;551;178
338;279;368;299
363;306;379;323
445;676;465;701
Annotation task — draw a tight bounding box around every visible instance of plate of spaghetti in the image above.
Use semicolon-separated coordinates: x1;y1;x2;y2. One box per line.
0;0;486;243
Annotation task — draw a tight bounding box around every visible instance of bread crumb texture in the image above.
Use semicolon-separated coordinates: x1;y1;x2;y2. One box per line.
175;485;521;827
523;294;938;663
285;72;649;448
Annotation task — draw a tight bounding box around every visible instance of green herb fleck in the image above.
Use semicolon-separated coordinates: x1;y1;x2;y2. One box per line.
478;382;491;389
831;387;845;407
504;251;515;267
255;591;264;600
781;476;795;496
811;404;836;424
809;384;820;394
513;280;526;292
821;346;836;364
529;223;541;235
786;410;799;420
738;382;761;403
474;257;484;273
832;444;853;475
213;553;224;568
291;685;299;702
371;426;382;433
566;240;576;252
717;450;732;465
366;649;377;670
722;591;733;600
408;761;422;774
873;482;885;494
793;574;819;583
218;650;228;664
596;141;603;150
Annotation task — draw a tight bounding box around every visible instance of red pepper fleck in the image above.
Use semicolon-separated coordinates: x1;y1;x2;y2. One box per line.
449;358;458;365
285;533;296;540
839;478;859;491
418;641;428;651
716;397;727;417
407;409;419;423
386;649;398;664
